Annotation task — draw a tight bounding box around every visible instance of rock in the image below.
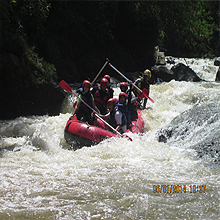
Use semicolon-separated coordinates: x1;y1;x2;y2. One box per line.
154;46;166;65
171;63;202;82
157;103;220;163
151;66;174;82
156;51;166;65
215;67;220;81
214;57;220;66
0;82;65;120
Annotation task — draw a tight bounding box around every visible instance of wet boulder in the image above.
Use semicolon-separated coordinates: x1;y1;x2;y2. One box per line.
172;63;202;82
157;103;220;163
214;57;220;66
215;67;220;81
151;66;174;82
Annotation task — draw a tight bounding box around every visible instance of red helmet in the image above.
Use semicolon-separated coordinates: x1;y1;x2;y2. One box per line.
119;92;128;99
113;97;119;104
120;82;128;90
82;80;91;88
100;78;109;86
104;75;110;83
107;98;115;106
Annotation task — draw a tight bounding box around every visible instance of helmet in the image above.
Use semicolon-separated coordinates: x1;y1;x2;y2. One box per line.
120;82;128;90
82;80;91;88
104;75;110;83
107;98;115;106
144;69;151;78
100;78;109;86
119;92;128;99
113;97;119;104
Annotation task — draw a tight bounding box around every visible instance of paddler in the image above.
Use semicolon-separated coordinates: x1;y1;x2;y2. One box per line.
99;98;127;134
72;80;99;124
104;74;114;99
91;77;111;115
133;69;151;109
118;92;132;129
120;81;138;120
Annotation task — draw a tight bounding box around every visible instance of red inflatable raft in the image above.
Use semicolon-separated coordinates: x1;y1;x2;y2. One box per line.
64;109;144;150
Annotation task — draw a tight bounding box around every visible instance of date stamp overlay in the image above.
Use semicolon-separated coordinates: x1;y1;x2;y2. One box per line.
153;185;206;193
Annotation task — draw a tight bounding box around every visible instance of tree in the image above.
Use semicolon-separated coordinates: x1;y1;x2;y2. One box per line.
156;1;219;57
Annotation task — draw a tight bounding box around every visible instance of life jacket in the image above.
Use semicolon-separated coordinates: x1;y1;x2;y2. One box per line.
133;78;150;97
108;105;127;132
118;103;131;126
78;91;93;113
94;86;109;114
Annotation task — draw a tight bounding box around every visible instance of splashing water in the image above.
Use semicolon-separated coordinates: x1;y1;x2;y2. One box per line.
0;58;220;219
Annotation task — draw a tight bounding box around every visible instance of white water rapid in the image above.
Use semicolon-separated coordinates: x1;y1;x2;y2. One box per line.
0;58;220;219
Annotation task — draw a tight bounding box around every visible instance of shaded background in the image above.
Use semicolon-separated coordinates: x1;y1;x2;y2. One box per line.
0;0;219;119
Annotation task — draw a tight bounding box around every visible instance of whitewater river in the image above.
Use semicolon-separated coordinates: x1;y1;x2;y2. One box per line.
0;58;220;219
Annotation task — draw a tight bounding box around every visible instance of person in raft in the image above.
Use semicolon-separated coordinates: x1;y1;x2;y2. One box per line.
133;69;151;109
72;80;99;124
91;77;111;115
100;98;127;134
103;74;114;99
117;92;132;129
119;82;138;120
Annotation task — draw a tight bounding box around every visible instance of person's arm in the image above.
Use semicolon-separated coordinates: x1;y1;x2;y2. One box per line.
92;101;100;114
134;78;139;86
131;96;138;104
97;111;110;121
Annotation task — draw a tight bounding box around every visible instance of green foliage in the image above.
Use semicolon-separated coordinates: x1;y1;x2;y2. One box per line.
26;47;57;84
1;0;57;91
156;1;219;57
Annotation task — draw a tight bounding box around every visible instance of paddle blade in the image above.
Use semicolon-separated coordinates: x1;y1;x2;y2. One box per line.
138;88;149;99
141;88;154;103
138;91;146;99
59;80;73;93
142;88;149;96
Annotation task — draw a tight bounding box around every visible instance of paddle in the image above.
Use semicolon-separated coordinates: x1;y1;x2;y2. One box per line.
59;80;132;141
138;88;149;99
91;58;109;86
108;62;154;103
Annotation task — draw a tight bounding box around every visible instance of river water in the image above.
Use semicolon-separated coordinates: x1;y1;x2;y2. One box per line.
0;58;220;219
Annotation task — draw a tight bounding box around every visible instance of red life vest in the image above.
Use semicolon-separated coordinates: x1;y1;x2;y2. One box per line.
94;87;109;114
